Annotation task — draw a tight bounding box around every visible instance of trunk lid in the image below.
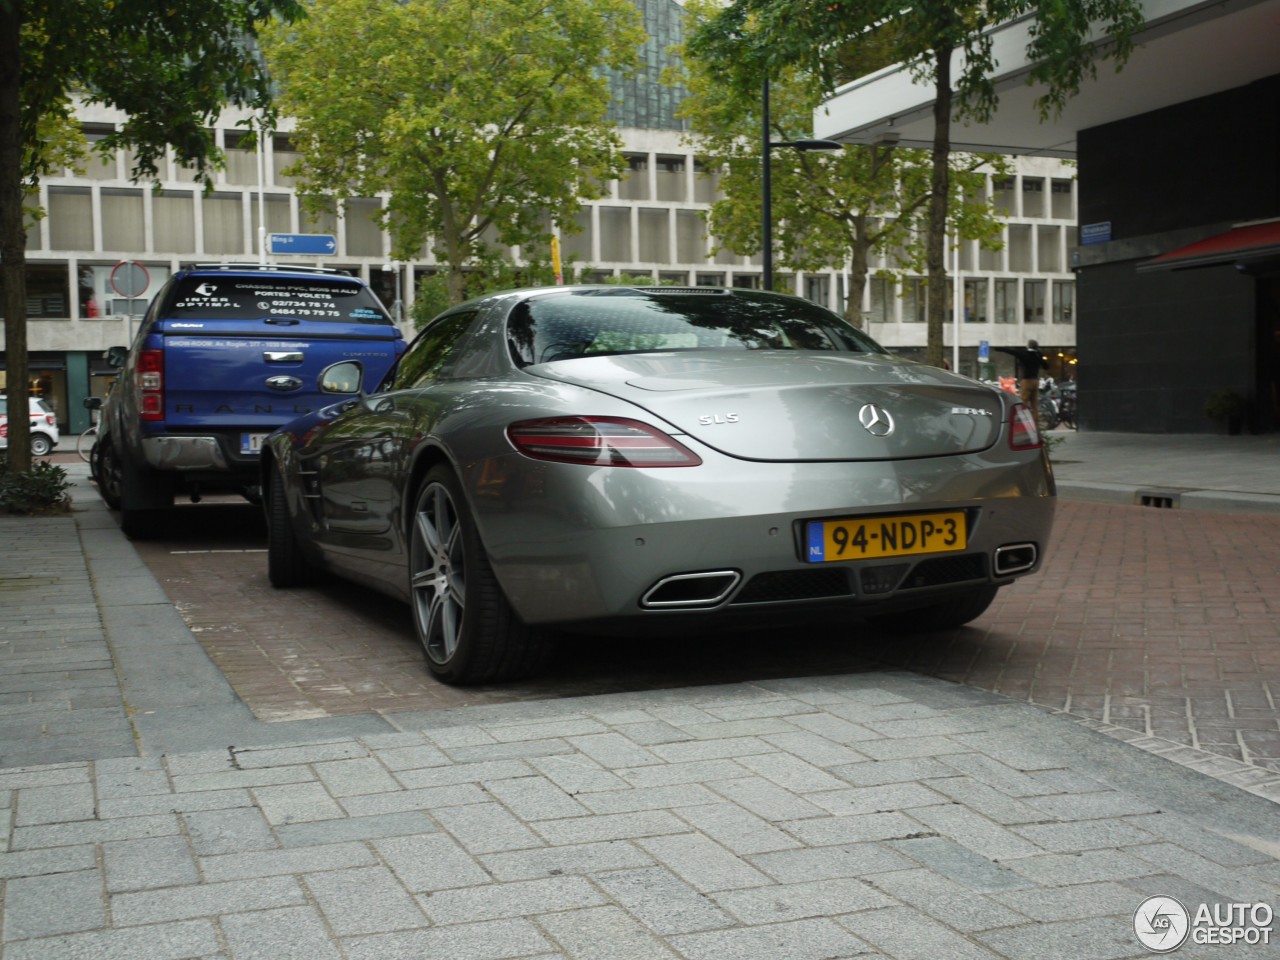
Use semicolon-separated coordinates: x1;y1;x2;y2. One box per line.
529;352;1007;461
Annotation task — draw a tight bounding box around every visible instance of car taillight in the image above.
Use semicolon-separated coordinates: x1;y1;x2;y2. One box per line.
507;417;702;467
1009;403;1042;450
137;348;165;421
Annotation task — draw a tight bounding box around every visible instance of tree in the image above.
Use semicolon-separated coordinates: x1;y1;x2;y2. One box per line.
259;0;644;307
675;1;1007;328
1;0;302;476
688;0;1144;365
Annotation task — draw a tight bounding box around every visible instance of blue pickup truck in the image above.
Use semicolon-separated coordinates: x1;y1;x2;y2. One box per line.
91;263;407;538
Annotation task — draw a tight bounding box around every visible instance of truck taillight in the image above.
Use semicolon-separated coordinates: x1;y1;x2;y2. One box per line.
137;349;165;422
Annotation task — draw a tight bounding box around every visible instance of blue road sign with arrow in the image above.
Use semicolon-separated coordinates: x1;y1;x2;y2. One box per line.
268;233;337;255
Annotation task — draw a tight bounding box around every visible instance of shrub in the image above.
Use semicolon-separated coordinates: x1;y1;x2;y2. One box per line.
0;454;72;514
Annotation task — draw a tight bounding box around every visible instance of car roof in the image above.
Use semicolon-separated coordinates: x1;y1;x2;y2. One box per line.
179;263;363;283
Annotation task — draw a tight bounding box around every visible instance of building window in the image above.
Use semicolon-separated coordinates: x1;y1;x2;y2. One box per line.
1053;280;1074;324
696;272;724;286
1024;280;1046;324
902;277;927;323
994;279;1017;324
868;277;890;323
1;263;71;319
805;275;829;306
963;278;987;323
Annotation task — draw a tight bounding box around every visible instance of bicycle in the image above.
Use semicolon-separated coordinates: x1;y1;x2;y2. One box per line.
76;423;98;462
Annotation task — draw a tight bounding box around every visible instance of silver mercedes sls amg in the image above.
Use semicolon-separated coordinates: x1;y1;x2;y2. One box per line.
262;286;1055;684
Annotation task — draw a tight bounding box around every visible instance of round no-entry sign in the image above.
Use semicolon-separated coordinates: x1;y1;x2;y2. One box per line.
110;260;150;299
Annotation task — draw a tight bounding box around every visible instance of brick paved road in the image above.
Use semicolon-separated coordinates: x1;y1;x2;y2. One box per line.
132;498;1280;779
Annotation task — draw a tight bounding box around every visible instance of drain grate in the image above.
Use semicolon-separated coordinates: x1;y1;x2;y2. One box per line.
1136;490;1181;509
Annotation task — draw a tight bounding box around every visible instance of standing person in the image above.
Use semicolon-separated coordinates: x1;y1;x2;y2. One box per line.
995;339;1049;422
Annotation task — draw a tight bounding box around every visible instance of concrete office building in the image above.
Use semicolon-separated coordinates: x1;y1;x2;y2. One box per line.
1;0;1076;437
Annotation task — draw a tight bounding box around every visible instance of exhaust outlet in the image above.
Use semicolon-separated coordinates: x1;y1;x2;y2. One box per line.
993;543;1038;576
641;571;741;609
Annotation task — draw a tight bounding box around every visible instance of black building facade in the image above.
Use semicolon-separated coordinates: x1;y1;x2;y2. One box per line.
1075;73;1280;433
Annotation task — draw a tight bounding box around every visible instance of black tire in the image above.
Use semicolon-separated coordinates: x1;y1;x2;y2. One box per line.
30;434;52;457
94;435;123;510
121;507;162;540
409;465;549;685
876;585;999;633
266;466;315;588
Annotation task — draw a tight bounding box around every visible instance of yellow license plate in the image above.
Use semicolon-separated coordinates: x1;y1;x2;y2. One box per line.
806;511;966;563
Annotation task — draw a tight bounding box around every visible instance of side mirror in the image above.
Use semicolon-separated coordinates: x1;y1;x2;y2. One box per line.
320;361;364;395
83;396;102;411
105;346;128;368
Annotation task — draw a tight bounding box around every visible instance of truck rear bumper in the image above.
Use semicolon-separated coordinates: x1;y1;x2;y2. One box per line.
142;436;228;471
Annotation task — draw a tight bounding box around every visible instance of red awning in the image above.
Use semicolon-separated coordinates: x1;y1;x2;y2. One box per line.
1137;220;1280;272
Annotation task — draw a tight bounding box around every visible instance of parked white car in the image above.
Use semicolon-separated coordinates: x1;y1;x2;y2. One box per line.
0;396;61;456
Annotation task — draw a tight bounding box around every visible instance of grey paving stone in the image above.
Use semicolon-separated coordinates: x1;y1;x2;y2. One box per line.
339;782;487;818
169;765;315;794
809;782;950;816
671;915;870;960
103;835;199;892
533;810;688;845
1026;790;1163;821
748;842;916;883
780;812;927;846
200;840;378;881
837;905;1002;960
220;905;343;960
443;739;578;763
483;775;590;821
1128;842;1280;903
676;718;804;741
110;876;305;926
276;811;436;848
610;721;695;746
433;800;544;853
305;864;428;935
528;755;631;794
418;876;608;925
579;783;720;815
713;876;894;924
705;777;828;821
183;806;277;855
940;752;1065;797
13;781;95;826
534;905;682;959
93;757;170;799
866;867;1031;932
96;788;253;819
975;915;1147;960
906;803;1046;863
734;751;851;793
918;775;1050;824
1122;813;1279;868
616;759;748;789
887;835;1032;892
344;917;552;960
419;724;499;748
395;759;533;789
0;844;96;880
565;733;662;770
703;698;816;722
231;740;368;768
487;718;607;743
673;801;800;856
761;729;875;766
0;919;220;960
649;737;777;764
480;840;653;882
12;813;181;850
368;742;451;770
1006;849;1161;886
311;757;401;798
636;833;771;892
252;782;346;825
855;735;974;761
592;866;733;935
375;833;492;891
2;868;105;941
1013;817;1161;853
994;881;1149;923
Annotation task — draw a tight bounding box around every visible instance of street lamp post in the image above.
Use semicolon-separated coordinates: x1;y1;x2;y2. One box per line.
761;77;844;291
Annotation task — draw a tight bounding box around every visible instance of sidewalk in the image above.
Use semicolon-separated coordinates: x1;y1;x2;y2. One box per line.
1;437;1278;959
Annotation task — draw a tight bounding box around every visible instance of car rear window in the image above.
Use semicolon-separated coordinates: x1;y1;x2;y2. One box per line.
507;288;887;366
163;276;393;324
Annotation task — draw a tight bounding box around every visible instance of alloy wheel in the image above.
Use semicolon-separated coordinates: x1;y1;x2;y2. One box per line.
411;481;466;665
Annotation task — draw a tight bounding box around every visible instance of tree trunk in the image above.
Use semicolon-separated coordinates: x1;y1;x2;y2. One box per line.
925;46;953;369
844;212;870;328
1;2;32;475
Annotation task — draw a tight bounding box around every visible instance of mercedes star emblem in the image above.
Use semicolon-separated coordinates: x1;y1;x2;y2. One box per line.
858;403;895;437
